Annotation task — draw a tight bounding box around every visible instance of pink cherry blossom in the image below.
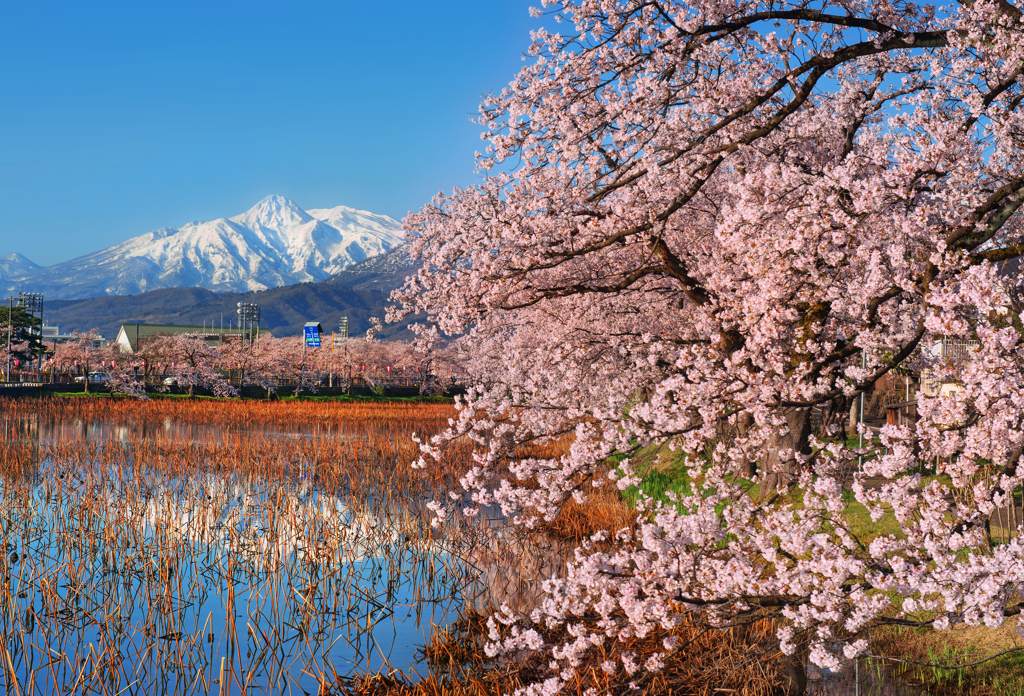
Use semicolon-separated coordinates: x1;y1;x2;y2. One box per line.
392;0;1024;688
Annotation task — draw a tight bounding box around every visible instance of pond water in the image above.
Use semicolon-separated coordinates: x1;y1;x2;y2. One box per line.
1;411;363;445
0;410;491;694
809;660;924;695
0;408;931;696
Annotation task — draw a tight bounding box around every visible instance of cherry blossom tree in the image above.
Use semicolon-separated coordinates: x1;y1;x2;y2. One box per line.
156;333;237;398
218;334;302;398
345;338;411;391
53;331;105;392
217;334;268;395
324;336;464;393
393;0;1024;691
103;355;149;399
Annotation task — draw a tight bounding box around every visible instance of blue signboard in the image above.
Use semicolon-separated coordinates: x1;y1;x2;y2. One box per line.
304;325;321;347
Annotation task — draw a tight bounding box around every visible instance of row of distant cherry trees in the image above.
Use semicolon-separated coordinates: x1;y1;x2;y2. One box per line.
35;330;463;398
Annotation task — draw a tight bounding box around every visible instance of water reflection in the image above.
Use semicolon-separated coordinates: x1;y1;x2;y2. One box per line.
809;659;924;695
1;411;362;445
0;416;481;694
0;411;932;696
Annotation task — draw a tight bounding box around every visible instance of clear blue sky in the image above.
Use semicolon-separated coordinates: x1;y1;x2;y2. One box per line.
0;1;538;265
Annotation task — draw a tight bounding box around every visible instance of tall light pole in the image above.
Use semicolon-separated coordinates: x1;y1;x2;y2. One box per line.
18;292;43;382
337;317;354;388
5;296;11;382
236;303;261;349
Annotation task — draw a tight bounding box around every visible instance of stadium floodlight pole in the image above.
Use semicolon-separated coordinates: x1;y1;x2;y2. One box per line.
5;296;11;382
18;292;43;382
237;303;261;350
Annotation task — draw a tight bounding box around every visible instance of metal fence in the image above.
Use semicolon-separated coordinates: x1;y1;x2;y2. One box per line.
920;338;979;397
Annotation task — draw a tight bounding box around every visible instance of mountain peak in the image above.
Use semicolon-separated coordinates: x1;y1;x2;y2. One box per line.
231;195;312;230
0;252;43;281
2;252;35;263
3;197;406;299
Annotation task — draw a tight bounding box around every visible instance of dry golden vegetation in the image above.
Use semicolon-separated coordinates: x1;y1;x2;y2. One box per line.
0;396;797;696
335;612;792;696
871;620;1024;695
0;396;476;694
8;394;458;432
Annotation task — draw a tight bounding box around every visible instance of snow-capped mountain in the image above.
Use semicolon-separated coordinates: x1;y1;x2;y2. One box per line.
0;253;42;281
1;196;405;300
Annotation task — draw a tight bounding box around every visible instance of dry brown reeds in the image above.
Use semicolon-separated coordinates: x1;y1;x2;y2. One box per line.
0;396;795;696
0;393;457;429
541;481;638;544
333;610;790;696
0;395;480;694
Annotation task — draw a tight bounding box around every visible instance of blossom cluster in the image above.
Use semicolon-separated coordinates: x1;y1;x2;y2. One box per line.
393;0;1024;689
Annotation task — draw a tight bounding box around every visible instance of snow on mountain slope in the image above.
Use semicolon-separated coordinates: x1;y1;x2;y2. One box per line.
307;205;405;264
2;196;405;300
327;242;417;293
0;252;42;281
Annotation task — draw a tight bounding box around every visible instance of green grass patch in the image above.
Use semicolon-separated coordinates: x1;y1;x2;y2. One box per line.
874;621;1024;696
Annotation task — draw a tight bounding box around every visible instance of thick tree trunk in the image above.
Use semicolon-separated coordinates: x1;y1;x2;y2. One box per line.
818;396;849;441
777;648;808;696
734;412;757;479
757;408;812;502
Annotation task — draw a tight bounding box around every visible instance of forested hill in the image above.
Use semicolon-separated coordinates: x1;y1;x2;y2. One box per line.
45;245;421;342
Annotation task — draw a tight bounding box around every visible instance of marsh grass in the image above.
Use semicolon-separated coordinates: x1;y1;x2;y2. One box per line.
0;397;812;695
871;621;1024;695
0;396;485;694
332;611;789;696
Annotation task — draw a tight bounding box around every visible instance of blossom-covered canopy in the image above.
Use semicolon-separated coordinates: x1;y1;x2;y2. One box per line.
394;0;1024;686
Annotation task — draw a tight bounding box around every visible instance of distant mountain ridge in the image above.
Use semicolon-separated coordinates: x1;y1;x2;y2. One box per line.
0;252;43;281
44;243;423;342
1;195;405;300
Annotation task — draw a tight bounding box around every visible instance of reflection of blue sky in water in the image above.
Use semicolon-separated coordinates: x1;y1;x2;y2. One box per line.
3;411;364;444
0;413;924;696
0;414;481;693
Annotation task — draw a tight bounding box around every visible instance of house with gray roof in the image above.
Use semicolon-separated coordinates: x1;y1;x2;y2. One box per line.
114;323;271;353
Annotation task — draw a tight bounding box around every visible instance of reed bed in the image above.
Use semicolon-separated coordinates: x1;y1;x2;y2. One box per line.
0;396;459;441
0;396;487;694
334;612;789;696
0;397;793;695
